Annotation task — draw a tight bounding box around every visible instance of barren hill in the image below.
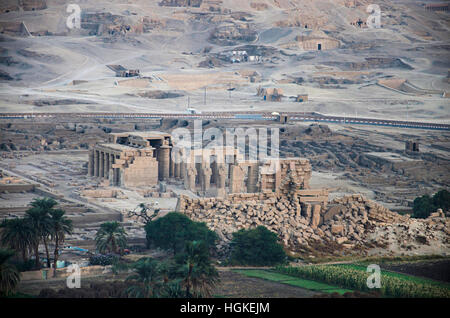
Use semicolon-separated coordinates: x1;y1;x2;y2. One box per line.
0;0;448;121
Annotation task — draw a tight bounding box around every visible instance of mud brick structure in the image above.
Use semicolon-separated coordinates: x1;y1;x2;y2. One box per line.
405;140;420;153
88;131;172;187
295;31;340;51
257;87;283;101
295;94;309;102
106;65;140;77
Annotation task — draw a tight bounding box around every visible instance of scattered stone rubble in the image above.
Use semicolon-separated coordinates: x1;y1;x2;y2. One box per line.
177;192;449;255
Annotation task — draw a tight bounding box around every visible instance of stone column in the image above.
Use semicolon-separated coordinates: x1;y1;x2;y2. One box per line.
247;162;259;193
109;154;114;182
217;164;227;197
105;152;110;179
100;152;104;178
180;162;186;180
174;162;180;179
94;150;99;177
169;149;174;178
311;205;321;229
117;168;123;187
88;149;94;176
173;151;180;179
184;164;197;191
157;146;171;181
230;164;245;193
210;161;217;185
200;164;212;192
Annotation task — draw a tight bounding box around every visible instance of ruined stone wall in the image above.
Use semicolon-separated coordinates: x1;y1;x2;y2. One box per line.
0;184;35;193
177;189;327;252
122;156;159;187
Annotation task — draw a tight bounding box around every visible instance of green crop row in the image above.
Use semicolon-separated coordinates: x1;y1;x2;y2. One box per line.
275;265;450;298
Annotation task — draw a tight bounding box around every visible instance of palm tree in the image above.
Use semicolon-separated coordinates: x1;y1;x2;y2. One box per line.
0;249;20;297
30;197;58;211
24;207;51;269
95;221;127;255
0;218;33;262
49;209;73;277
177;241;219;298
29;198;57;268
126;258;164;298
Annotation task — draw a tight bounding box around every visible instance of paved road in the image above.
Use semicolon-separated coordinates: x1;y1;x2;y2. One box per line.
0;111;449;130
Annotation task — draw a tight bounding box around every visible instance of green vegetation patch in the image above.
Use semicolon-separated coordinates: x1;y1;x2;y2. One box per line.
275;265;450;298
233;269;352;294
335;264;450;288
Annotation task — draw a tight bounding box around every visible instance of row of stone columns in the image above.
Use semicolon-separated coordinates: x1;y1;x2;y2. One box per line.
182;161;233;195
88;149;118;184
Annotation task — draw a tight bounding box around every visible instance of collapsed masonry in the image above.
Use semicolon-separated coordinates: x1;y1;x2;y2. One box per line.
176;157;333;250
176;173;449;254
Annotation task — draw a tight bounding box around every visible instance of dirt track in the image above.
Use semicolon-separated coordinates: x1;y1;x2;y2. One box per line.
213;270;317;298
381;259;450;283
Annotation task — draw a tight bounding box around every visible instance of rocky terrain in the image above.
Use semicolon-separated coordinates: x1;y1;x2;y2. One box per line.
178;192;450;257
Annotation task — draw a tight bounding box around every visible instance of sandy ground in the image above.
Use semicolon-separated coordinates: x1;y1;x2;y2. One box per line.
0;0;448;123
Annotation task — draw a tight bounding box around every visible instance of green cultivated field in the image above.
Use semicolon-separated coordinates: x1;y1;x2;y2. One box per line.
275;265;450;298
233;269;353;295
334;264;450;288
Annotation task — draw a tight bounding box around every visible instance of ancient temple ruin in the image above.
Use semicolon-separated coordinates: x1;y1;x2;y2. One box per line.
87;131;172;187
88;132;328;209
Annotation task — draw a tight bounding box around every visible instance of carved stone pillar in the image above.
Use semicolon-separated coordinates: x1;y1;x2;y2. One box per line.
180;162;186;180
200;164;212;192
158;145;171;181
230;164;245;193
88;149;94;176
94;150;99;177
217;164;227;197
247;162;259;193
184;164;197;191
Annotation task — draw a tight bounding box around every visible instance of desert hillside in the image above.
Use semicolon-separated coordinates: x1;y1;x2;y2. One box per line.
0;0;448;121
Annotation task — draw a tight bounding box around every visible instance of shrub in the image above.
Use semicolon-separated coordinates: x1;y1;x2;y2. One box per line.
413;189;450;218
145;212;218;254
89;254;118;266
10;259;35;272
230;226;286;266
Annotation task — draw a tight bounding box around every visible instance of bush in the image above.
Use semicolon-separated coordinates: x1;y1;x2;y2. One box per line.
89;254;118;266
413;189;450;218
10;259;35;272
229;226;286;266
145;212;218;254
